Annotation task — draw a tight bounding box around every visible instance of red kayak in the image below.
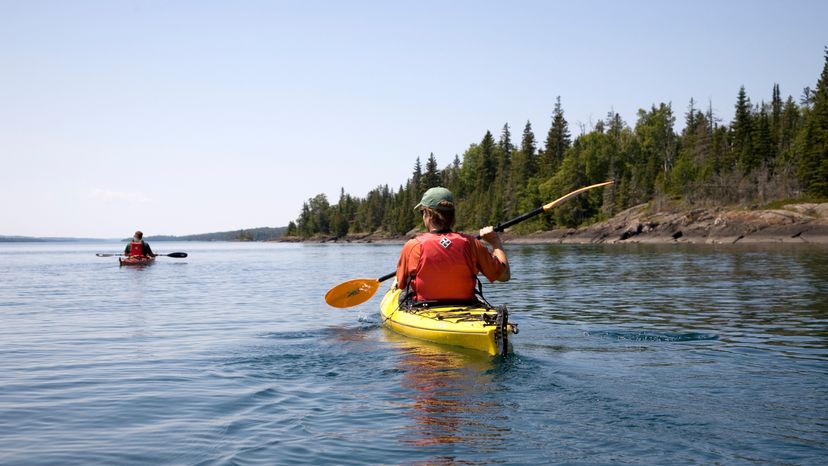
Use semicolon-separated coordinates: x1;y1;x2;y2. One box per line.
119;256;155;267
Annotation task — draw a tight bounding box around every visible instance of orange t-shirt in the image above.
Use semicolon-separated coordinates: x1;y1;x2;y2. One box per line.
395;232;508;291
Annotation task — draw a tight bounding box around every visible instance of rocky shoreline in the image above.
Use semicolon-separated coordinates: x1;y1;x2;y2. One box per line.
280;203;828;245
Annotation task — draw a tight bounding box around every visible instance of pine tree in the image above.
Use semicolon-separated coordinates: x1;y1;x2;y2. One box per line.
753;104;774;173
497;123;513;187
507;149;528;216
520;120;538;176
297;202;312;237
478;131;497;187
495;123;514;189
286;221;298;236
731;86;756;170
443;155;462;195
602;111;626;214
780;96;801;157
423;153;441;189
412;157;423;197
333;187;350;237
670;100;702;196
459;143;481;197
797;47;828;197
499;123;514;156
771;83;783;147
539;96;571;178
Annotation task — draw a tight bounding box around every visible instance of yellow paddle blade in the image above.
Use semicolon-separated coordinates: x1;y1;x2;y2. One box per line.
325;278;381;308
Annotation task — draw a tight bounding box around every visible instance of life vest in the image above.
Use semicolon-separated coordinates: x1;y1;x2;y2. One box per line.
412;232;477;302
129;241;144;257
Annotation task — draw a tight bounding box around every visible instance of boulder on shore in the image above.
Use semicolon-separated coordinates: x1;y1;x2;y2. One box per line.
280;203;828;245
506;203;828;244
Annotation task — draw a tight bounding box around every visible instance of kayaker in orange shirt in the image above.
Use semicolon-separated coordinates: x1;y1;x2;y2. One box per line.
124;230;156;257
396;187;510;302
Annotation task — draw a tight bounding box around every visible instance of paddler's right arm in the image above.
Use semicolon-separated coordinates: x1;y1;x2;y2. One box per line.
479;226;510;282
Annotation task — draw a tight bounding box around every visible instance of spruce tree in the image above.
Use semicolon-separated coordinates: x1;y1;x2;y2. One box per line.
443;155;462;196
497;123;513;189
771;83;783;147
286;221;298;237
731;86;756;170
520;120;537;174
780;96;801;156
499;123;514;156
478;131;497;187
797;48;828;197
603;111;626;214
297;202;312;237
424;153;440;189
412;157;423;197
753;105;774;173
540;96;571;178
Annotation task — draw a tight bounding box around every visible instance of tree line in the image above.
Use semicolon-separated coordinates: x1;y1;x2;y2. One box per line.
146;227;287;242
288;49;828;238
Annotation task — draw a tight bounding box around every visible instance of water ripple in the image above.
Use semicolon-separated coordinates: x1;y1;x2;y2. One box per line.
0;241;826;465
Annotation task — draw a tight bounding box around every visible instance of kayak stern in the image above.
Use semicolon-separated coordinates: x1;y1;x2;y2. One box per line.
379;284;515;356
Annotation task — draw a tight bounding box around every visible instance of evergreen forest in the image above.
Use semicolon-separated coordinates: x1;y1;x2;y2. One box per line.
288;49;828;238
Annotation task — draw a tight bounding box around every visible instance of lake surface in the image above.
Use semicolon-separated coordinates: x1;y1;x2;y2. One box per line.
1;241;826;465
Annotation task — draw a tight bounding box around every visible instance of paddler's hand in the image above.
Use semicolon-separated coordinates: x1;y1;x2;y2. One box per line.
479;226;503;248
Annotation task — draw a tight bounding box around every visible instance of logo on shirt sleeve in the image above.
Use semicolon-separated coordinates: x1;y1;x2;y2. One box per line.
439;236;452;249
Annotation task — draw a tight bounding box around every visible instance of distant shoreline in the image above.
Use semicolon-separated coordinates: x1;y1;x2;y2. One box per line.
6;204;826;246
0;226;286;243
0;237;120;243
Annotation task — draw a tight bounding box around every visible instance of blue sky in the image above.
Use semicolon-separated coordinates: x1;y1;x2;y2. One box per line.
1;0;826;237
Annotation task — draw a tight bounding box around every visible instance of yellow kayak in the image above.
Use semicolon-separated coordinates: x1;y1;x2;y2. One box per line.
379;283;517;356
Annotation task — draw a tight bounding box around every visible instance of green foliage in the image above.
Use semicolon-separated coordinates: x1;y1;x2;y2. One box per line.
286;221;298;236
290;50;826;237
797;47;828;197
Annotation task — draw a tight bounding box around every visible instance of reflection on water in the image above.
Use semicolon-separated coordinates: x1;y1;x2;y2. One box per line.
380;330;508;449
505;243;828;359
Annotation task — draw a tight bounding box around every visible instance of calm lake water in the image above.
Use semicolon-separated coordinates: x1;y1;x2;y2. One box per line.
1;241;826;465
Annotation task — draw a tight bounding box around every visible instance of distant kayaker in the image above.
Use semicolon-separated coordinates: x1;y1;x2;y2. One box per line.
396;187;510;302
125;231;156;257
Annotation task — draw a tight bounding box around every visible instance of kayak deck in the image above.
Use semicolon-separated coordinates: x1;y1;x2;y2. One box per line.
379;284;516;356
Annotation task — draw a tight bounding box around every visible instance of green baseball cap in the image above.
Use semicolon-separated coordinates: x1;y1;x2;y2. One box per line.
414;187;455;211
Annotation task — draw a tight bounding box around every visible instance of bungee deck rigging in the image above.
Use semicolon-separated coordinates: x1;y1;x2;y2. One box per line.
379;283;517;356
